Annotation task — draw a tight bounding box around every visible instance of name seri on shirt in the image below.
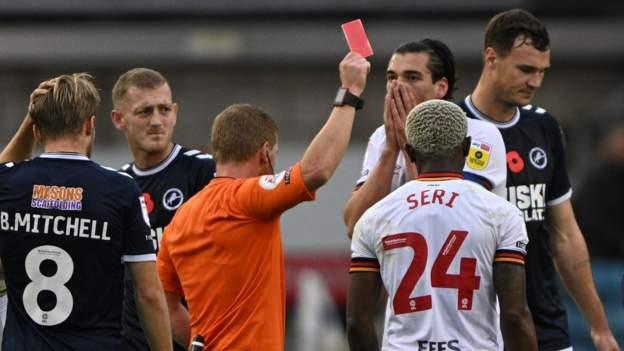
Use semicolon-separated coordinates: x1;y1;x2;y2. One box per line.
407;189;460;210
0;211;110;241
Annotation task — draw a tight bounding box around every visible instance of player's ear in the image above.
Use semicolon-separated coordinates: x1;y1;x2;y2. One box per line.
171;103;178;127
111;110;125;131
484;47;497;67
32;124;43;144
434;77;449;99
462;136;471;157
84;116;95;137
259;141;271;163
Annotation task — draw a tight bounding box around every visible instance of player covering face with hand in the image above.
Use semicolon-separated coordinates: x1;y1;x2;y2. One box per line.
343;40;507;238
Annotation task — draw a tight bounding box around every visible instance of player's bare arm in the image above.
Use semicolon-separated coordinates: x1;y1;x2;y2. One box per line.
164;291;190;349
493;261;537;351
0;79;57;163
347;271;381;351
300;52;370;192
344;87;401;237
548;200;621;351
128;261;174;351
343;82;415;237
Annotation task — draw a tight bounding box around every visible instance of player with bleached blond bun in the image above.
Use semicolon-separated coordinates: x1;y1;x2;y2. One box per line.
405;99;467;158
348;100;537;351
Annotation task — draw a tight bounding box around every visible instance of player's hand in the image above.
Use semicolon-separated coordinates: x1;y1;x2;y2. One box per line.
389;82;413;151
382;86;400;153
339;52;371;97
591;329;620;351
28;78;58;116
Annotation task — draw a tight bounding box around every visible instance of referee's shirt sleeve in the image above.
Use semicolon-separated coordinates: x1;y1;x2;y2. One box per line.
122;183;157;263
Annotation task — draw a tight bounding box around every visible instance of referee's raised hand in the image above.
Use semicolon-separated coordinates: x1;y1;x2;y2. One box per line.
339;52;370;97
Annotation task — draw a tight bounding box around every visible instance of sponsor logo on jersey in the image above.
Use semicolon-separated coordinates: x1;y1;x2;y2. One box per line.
507;183;546;222
31;185;83;211
466;140;491;171
139;196;152;227
506;150;525;173
259;171;286;190
418;340;460;351
529;147;548;169
150;226;165;251
361;168;370;177
162;188;184;211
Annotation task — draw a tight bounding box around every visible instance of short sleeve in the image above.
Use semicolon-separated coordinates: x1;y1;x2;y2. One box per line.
122;184;157;263
485;124;507;198
234;162;315;220
355;127;385;187
192;154;216;192
464;119;507;198
350;212;380;273
494;204;529;265
545;115;572;206
157;228;184;295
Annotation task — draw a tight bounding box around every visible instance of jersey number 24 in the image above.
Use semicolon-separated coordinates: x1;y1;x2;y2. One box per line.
383;230;481;314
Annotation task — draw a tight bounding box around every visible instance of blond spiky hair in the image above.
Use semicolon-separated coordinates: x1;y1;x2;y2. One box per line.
405;99;467;157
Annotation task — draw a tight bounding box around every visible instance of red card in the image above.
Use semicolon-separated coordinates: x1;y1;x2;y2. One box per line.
341;19;374;57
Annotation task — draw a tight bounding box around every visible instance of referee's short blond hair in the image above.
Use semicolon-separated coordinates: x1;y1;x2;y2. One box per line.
406;99;467;157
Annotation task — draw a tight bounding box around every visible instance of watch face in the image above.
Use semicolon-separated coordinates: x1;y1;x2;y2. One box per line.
335;88;347;104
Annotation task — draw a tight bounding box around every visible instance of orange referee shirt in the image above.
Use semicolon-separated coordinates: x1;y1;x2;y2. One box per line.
157;162;314;350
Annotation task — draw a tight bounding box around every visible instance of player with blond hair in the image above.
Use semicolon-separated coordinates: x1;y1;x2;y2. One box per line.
0;74;172;350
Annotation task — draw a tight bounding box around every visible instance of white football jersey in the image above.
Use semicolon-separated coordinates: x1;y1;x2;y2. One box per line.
356;118;507;197
351;174;528;350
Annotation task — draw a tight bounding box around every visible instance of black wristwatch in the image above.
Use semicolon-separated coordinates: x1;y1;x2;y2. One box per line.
333;87;364;110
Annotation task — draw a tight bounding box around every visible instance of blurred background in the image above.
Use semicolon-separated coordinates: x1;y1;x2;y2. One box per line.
0;0;622;349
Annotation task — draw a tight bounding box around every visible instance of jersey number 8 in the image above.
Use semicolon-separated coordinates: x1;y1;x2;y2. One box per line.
383;230;481;314
23;245;74;326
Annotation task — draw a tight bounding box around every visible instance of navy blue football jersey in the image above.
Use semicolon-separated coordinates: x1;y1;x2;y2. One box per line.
118;144;215;351
461;96;572;350
0;152;155;350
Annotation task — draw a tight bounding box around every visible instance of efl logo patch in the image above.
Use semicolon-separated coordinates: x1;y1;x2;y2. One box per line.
31;185;83;211
259;171;286;190
466;140;491;171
